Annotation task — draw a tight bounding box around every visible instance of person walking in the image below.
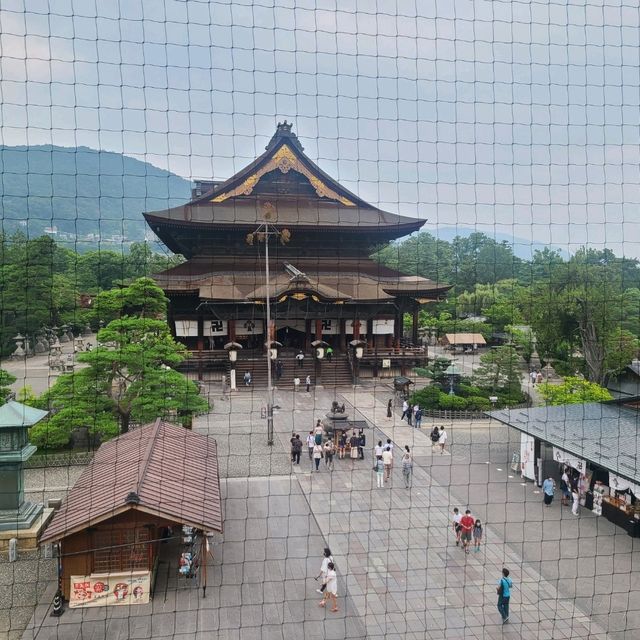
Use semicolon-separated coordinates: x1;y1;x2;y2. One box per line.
374;455;385;488
291;434;302;465
358;430;366;459
459;509;475;554
306;374;311;392
349;432;359;462
244;370;252;386
338;432;347;459
319;562;339;612
473;519;483;552
313;442;323;472
293;375;300;392
452;508;462;546
296;350;305;368
382;446;393;482
438;426;448;454
306;431;315;460
401;446;413;488
496;568;513;624
323;439;335;471
314;420;324;444
415;407;423;429
560;468;571;506
314;547;333;594
386;399;393;419
571;481;580;516
406;404;413;426
326;345;333;362
530;370;537;385
385;439;394;469
275;359;283;380
430;425;440;450
542;476;555;507
374;440;383;458
401;399;409;421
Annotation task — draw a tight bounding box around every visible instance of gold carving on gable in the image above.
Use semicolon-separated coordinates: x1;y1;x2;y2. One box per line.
211;145;356;206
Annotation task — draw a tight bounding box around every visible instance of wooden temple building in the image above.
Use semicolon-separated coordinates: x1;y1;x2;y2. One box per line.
144;123;451;381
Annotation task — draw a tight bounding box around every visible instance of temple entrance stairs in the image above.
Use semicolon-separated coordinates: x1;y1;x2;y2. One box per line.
233;352;353;389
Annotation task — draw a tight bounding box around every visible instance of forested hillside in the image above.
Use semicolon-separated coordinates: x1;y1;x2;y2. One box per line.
0;145;191;242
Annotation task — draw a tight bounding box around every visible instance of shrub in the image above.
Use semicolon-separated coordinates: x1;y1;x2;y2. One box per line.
29;417;73;450
458;383;483;397
410;385;441;408
437;393;468;410
412;367;430;377
465;396;492;411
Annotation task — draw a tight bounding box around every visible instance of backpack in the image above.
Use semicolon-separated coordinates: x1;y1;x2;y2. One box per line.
431;428;440;443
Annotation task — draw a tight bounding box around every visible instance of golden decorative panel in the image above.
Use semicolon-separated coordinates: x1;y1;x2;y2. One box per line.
210;145;356;206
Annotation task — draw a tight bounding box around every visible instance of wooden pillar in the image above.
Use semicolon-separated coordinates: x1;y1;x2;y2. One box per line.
366;318;374;348
228;319;236;342
412;309;419;346
339;319;346;352
393;311;401;349
197;314;204;381
315;319;323;341
353;319;361;340
305;319;311;351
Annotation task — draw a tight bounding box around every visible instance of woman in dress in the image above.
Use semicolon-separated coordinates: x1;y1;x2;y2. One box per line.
319;561;339;612
473;519;483;552
349;432;359;461
313;442;323;472
386;399;393;419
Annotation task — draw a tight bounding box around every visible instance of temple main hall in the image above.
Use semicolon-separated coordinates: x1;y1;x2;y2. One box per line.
144;123;450;382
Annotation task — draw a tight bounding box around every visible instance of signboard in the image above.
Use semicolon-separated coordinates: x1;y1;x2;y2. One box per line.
174;320;198;337
373;319;394;335
204;320;227;337
520;433;536;480
381;359;391;369
320;319;339;335
552;447;586;474
236;319;264;336
70;571;150;608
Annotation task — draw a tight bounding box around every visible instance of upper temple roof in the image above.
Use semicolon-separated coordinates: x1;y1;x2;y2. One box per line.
143;123;425;256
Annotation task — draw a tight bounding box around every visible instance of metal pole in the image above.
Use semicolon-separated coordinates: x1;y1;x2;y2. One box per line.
265;227;274;446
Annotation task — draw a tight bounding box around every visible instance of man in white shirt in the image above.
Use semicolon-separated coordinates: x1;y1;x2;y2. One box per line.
374;440;383;458
401;400;409;421
306;432;315;460
382;446;393;481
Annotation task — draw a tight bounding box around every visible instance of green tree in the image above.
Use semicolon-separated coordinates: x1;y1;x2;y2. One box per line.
538;377;613;405
604;329;639;379
0;369;17;404
40;278;207;438
472;346;522;396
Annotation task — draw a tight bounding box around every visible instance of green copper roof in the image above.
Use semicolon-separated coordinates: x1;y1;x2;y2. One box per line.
0;401;48;429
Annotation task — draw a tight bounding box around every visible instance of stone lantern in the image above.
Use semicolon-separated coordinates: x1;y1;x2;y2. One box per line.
0;401;49;534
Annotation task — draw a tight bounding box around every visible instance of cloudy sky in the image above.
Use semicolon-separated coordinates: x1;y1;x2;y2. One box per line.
1;0;639;257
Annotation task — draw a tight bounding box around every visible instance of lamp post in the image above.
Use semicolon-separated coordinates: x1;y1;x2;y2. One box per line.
246;209;291;446
311;339;328;387
350;339;365;386
224;341;242;391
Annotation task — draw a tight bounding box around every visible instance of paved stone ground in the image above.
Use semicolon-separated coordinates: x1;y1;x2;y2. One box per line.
15;381;640;639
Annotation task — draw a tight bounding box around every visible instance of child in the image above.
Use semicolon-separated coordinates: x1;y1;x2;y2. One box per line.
452;508;462;546
473;519;483;552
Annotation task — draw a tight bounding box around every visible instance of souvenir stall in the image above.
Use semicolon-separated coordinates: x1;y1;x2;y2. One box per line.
40;419;222;608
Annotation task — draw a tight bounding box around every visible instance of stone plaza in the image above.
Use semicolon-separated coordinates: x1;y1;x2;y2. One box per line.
7;377;637;640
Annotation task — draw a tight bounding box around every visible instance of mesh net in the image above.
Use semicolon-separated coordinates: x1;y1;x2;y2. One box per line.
1;1;639;639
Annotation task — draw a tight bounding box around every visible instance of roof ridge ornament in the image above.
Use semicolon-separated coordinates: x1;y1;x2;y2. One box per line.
284;262;309;282
266;120;304;151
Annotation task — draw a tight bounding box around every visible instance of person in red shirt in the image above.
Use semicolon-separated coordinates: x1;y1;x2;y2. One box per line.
459;510;475;554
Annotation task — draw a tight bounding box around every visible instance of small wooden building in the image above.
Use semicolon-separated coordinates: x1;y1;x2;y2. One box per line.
40;420;222;606
443;333;487;352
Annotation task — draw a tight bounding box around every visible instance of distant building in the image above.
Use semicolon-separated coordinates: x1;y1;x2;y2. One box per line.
607;361;640;399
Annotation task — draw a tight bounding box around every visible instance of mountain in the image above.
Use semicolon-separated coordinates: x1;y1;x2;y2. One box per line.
0;145;192;244
426;225;570;260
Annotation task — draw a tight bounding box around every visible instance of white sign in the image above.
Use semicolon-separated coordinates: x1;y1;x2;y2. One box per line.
174;320;198;337
70;571;150;608
204;320;227;337
610;474;640;497
236;319;264;336
320;319;340;335
373;319;395;335
552;447;586;474
520;433;536;481
381;358;391;369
